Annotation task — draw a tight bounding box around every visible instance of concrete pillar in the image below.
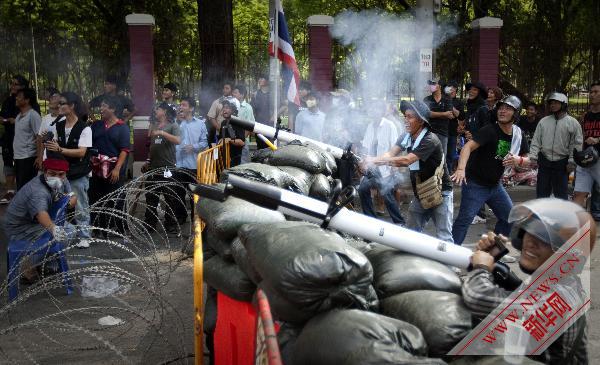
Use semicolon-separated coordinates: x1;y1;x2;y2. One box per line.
126;13;155;162
415;0;434;100
307;15;334;94
471;17;503;88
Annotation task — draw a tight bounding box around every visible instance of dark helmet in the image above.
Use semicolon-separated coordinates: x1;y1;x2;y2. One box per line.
509;198;586;252
573;146;599;168
400;100;431;126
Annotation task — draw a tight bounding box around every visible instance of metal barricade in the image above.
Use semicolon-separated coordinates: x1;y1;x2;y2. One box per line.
194;141;229;365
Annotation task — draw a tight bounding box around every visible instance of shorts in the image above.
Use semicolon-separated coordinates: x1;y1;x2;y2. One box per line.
574;163;600;193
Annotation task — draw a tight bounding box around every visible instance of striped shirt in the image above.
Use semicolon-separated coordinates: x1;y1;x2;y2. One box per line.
462;269;588;363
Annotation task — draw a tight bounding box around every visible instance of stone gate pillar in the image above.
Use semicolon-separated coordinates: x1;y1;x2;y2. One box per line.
471;17;503;87
307;15;334;93
126;13;155;163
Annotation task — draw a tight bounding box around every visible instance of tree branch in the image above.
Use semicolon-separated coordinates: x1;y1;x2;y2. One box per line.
91;0;113;21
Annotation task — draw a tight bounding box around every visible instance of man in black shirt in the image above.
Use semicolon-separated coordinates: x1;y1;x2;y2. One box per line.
0;75;29;203
370;100;453;241
423;78;454;156
517;102;540;143
451;95;529;245
219;100;245;167
88;75;135;121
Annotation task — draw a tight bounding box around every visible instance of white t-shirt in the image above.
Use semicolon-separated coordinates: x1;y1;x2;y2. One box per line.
39;114;65;135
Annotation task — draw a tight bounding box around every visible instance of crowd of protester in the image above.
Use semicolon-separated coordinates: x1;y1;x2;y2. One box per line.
1;73;600;254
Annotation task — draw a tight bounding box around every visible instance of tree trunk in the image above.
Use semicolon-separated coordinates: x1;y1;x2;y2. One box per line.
197;0;235;111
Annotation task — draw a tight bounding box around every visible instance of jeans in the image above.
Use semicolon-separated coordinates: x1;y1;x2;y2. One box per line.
144;171;184;227
15;156;37;190
452;181;513;245
446;135;457;172
590;182;600;221
89;175;126;235
407;190;454;242
174;168;197;223
436;134;448;158
358;174;405;225
69;176;91;238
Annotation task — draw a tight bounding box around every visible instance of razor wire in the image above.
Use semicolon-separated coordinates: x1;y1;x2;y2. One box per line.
0;168;200;364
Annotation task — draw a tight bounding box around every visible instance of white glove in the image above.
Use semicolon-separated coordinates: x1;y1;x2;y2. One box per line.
51;225;68;241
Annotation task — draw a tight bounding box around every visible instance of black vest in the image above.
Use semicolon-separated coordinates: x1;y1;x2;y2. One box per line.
55;117;92;180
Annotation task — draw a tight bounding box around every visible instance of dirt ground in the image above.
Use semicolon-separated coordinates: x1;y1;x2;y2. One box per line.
0;185;598;364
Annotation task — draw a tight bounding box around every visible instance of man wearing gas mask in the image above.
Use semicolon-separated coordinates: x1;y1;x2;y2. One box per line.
3;157;76;244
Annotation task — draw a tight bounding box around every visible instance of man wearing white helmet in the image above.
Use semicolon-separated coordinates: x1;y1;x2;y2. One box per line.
464;198;594;363
507;92;582;200
452;95;529;245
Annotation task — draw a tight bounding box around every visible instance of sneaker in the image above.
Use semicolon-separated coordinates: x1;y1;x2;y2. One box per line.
501;254;518;263
471;216;487;225
0;191;15;204
75;239;90;248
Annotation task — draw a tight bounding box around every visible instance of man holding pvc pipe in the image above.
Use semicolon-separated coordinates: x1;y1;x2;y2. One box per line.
367;100;453;241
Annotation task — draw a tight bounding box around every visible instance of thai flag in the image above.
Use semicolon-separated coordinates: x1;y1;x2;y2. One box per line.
269;0;301;106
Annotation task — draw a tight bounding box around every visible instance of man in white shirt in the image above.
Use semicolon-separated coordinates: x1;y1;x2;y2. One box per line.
358;100;405;225
294;94;326;141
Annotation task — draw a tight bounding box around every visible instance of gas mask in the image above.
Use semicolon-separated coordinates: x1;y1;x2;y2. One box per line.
444;86;453;95
429;85;438;93
46;176;64;191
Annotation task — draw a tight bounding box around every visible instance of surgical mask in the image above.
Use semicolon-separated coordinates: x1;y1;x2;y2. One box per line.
429;85;438;93
444;86;453;95
46;176;64;191
306;100;317;108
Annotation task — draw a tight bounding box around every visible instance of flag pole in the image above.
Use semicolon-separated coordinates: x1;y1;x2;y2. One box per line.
270;0;280;135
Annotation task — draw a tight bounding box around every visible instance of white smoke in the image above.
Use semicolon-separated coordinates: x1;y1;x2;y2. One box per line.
328;9;457;190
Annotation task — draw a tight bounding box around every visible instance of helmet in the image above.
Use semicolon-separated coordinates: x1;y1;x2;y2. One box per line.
573;146;599;168
498;95;522;116
400;100;431;125
508;198;586;252
222;97;240;116
546;92;568;107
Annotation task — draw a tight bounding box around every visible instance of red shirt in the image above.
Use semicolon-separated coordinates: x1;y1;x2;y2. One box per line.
582;111;600;148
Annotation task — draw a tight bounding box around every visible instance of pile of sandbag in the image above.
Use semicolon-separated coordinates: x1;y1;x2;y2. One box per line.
238;140;336;201
197;150;475;363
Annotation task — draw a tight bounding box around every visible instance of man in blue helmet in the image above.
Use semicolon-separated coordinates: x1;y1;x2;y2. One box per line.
369;100;453;241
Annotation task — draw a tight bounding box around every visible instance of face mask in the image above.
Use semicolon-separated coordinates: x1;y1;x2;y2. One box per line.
306;100;317;108
429;85;438;93
46;176;64;191
444;86;453;95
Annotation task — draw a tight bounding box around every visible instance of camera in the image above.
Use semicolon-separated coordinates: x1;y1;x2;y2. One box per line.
43;131;54;143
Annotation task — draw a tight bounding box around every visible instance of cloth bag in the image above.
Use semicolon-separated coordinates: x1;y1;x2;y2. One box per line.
415;155;445;209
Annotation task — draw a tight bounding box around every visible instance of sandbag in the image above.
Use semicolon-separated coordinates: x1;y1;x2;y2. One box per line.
196;192;285;240
277;322;302;365
202;228;233;261
203;255;256;302
239;221;373;315
369;249;462;298
220;162;291;188
278;166;314;195
304;141;338;174
365;284;380;312
309;174;331;201
251;148;273;163
449;356;544;365
258;282;315;324
292;309;446;365
381;290;472;356
230;237;262;284
266;143;330;175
